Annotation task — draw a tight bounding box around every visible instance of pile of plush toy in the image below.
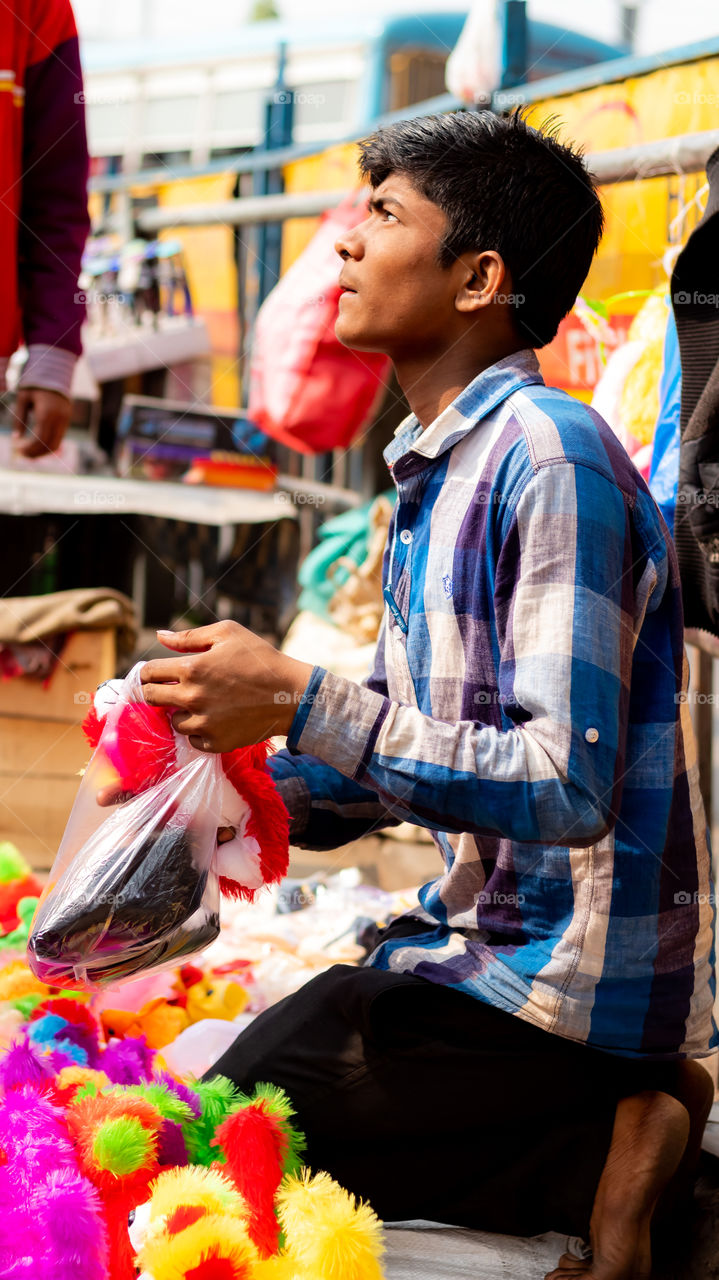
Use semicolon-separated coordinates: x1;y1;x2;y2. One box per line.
0;847;386;1279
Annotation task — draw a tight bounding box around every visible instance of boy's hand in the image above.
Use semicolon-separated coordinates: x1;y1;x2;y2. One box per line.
139;621;314;752
12;387;71;456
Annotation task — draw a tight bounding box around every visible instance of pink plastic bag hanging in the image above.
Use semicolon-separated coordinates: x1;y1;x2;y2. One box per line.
248;189;391;454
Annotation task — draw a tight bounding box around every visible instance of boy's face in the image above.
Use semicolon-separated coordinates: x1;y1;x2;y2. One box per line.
334;173;468;358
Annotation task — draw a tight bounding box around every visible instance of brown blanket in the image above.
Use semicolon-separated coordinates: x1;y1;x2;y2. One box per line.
0;588;137;651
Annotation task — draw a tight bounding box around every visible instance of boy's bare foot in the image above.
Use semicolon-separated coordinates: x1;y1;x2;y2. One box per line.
544;1090;690;1280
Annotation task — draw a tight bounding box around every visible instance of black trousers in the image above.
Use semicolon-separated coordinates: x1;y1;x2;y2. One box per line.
208;962;680;1238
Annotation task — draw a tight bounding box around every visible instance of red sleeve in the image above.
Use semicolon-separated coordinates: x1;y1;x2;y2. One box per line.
18;0;90;357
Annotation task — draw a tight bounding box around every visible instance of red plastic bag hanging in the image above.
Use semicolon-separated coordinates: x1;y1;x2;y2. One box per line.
248;189;391;454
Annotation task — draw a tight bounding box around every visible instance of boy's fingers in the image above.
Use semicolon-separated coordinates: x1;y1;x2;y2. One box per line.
155;625;219;652
140;659;184;686
170;709;205;737
11;389;31;436
96;784;135;806
141;680;183;707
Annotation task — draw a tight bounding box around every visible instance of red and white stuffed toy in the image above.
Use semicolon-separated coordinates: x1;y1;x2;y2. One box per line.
82;666;289;902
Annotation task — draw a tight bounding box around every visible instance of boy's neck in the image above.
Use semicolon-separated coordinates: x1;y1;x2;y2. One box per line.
394;337;526;430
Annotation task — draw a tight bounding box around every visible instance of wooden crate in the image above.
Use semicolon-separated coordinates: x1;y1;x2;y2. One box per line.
0;629;116;869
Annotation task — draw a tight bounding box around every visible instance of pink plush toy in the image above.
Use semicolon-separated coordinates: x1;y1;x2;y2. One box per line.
0;1085;107;1280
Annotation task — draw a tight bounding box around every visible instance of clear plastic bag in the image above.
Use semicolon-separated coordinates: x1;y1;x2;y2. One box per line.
28;664;224;988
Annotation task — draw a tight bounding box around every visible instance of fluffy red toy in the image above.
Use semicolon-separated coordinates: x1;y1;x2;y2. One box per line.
215;1084;306;1259
83;675;289;902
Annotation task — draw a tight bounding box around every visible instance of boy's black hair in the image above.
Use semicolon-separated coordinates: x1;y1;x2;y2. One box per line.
357;110;604;348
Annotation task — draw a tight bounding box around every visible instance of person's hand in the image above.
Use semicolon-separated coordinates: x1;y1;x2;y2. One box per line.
12;387;71;457
95;783;237;846
96;785;135;807
140;620;314;752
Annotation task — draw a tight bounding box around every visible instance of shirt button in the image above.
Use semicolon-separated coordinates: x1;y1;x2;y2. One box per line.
399;529;413;545
585;727;599;743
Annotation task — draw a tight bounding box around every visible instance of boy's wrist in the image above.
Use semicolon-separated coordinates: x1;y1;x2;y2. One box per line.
274;657;315;736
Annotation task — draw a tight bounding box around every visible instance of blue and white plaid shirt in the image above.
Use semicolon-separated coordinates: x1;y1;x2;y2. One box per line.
270;349;717;1059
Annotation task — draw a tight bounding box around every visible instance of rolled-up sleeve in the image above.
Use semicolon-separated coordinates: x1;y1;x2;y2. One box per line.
286;463;641;845
268;618;400;850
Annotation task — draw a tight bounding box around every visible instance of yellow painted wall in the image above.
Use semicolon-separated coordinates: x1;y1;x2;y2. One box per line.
281;141;362;272
524;55;719;302
152;174;241;406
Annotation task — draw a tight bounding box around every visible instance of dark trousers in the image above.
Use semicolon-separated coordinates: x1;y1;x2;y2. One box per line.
208;963;680;1238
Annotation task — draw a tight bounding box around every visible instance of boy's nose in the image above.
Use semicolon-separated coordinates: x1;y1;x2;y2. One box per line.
335;227;363;260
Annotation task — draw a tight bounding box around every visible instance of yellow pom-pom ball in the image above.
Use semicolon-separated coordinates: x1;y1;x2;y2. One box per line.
138;1212;257;1280
0;960;48;1002
148;1164;245;1221
55;1065;110;1100
277;1170;385;1280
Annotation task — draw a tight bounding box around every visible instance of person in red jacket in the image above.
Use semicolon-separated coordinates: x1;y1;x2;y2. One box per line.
1;0;90;456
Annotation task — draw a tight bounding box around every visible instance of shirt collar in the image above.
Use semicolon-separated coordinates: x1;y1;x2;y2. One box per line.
384;348;544;473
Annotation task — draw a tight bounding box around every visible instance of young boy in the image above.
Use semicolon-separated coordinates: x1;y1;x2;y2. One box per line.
141;112;716;1279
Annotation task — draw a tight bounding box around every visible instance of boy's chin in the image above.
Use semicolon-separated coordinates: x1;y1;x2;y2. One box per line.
335;324;389;356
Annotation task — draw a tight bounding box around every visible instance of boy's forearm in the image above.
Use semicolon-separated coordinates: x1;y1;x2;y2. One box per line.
268;747;400;851
287;667;617;846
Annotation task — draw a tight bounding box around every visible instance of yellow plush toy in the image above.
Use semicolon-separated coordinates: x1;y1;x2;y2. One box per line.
267;1171;385;1280
184;976;249;1025
100;999;190;1051
130;1165;386;1280
130;1165;257;1280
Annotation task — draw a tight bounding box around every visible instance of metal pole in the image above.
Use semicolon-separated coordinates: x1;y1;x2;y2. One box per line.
588;129;719;184
136;128;719;234
500;1;528;90
138;189;348;232
254;43;294;307
619;4;641;53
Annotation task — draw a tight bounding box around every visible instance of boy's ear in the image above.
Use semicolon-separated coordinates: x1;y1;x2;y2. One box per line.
455;251;507;314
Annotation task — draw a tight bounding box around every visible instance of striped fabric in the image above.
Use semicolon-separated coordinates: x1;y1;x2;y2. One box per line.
270;349;717;1059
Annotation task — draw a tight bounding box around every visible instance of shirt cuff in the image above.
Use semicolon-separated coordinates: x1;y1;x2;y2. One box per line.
267;770;311;843
17;345;77;398
287;666;389;781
